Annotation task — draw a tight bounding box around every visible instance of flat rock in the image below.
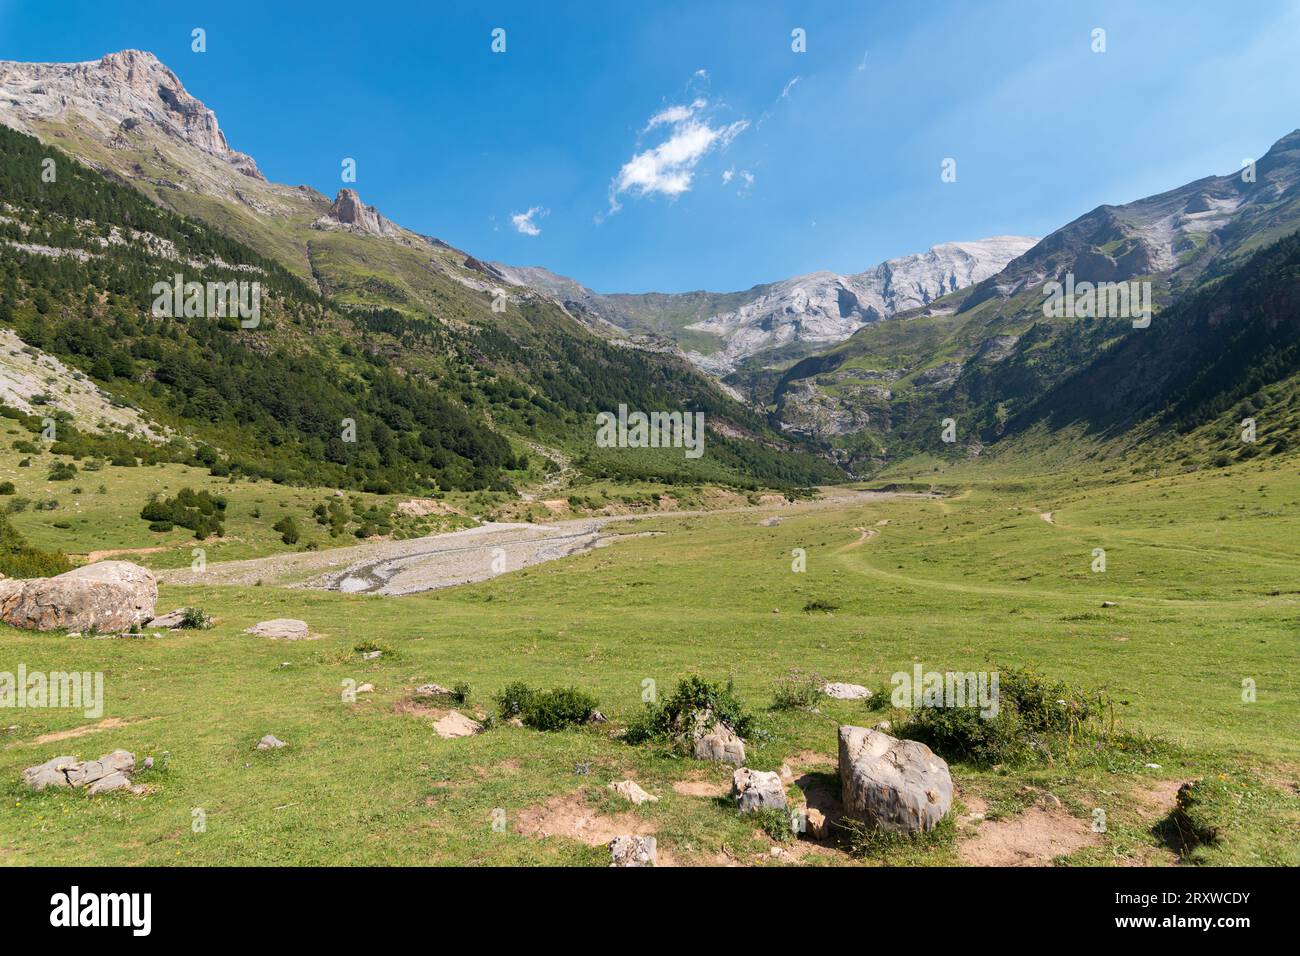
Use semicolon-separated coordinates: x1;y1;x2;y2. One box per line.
1;561;157;633
22;749;136;793
838;725;952;833
413;683;453;697
255;734;286;750
731;768;788;813
823;682;872;700
21;754;79;790
245;619;309;640
147;607;191;629
433;711;482;739
608;779;658;806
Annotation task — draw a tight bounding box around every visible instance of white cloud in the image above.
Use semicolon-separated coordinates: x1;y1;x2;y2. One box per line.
779;76;801;99
510;206;548;236
722;166;734;184
607;97;747;214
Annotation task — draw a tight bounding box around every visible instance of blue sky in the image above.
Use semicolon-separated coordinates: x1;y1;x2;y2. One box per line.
2;0;1298;292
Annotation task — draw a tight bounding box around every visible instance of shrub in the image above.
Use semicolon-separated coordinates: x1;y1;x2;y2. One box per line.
895;665;1116;766
521;687;599;731
178;607;212;630
753;806;797;843
451;681;471;705
802;599;840;613
0;512;71;578
272;516;300;545
624;675;755;747
494;682;597;730
494;681;537;719
0;482;13;494
771;668;824;710
48;461;77;481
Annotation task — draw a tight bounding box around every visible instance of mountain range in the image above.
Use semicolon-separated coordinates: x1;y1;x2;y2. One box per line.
2;49;1299;484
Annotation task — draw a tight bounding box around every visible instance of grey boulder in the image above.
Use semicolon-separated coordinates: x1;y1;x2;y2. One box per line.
1;561;157;633
730;768;788;813
838;725;952;833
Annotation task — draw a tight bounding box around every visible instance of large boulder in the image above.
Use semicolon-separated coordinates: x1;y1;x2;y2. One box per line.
730;768;788;813
1;562;157;633
838;726;952;833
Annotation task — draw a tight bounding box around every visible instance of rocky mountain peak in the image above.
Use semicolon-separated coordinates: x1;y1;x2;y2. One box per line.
0;48;263;180
319;188;401;238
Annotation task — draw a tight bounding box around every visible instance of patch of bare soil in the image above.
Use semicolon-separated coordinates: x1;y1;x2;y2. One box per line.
785;749;836;773
515;791;654;847
392;699;447;720
27;716;155;745
1133;780;1185;819
958;806;1100;866
79;546;171;563
673;779;728;798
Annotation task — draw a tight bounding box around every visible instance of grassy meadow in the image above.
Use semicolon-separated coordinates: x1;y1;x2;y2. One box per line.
1;444;1297;866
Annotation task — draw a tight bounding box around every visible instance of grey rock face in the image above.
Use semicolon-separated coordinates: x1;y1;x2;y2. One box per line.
838;725;952;833
730;768;788;813
1;561;157;633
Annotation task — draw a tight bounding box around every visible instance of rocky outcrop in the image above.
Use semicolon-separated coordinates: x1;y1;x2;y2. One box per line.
23;750;137;793
0;50;262;179
838;726;952;833
0;561;157;633
315;189;402;238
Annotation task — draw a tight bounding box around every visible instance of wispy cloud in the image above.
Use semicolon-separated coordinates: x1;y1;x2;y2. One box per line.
511;206;548;236
779;76;801;99
604;86;747;217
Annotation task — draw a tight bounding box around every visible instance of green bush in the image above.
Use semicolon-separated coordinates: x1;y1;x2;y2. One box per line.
494;682;598;730
272;516;300;545
624;675;755;747
0;482;13;494
178;607;212;630
895;665;1115;766
48;461;77;481
140;487;226;539
0;512;71;578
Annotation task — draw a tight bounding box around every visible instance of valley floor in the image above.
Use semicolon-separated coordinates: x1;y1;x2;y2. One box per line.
2;459;1298;866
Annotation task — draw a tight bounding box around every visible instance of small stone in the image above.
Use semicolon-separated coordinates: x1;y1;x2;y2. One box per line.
1101;601;1118;608
694;722;746;766
803;807;828;839
770;846;784;858
143;756;154;769
609;780;658;805
356;683;374;694
256;734;286;750
414;683;453;698
588;710;608;723
361;650;381;660
778;763;795;785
